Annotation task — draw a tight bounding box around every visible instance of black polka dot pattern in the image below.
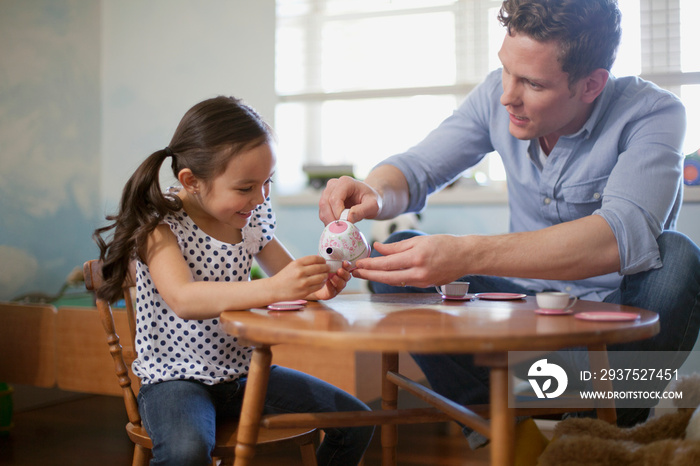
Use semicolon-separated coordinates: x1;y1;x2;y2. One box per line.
131;198;276;386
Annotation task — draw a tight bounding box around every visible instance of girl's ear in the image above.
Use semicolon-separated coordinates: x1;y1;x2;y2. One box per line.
178;168;201;195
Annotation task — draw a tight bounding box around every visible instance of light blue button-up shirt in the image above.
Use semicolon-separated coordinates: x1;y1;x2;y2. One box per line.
378;70;686;301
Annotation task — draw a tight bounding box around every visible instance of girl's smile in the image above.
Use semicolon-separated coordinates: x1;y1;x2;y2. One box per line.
179;142;277;242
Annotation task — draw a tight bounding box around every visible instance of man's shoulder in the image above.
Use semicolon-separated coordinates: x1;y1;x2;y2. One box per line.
609;75;682;108
482;68;503;91
459;69;504;112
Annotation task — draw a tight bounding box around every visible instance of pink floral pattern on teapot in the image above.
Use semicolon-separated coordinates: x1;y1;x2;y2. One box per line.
319;209;371;269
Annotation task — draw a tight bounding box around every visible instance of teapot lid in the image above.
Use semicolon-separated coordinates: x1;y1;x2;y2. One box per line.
328;221;348;234
328;209;352;233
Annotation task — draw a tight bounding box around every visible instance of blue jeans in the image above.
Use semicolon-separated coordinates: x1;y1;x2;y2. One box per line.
371;229;700;441
138;366;374;465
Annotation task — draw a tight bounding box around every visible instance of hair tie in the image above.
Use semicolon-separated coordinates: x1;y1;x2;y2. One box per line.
164;146;173;157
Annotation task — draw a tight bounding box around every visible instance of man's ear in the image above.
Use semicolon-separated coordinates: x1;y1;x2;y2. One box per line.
580;68;609;103
178;168;201;195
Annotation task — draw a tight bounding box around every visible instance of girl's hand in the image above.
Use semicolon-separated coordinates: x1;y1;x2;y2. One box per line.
269;255;331;301
307;261;353;301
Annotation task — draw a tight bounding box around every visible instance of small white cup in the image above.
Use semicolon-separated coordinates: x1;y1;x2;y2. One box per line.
435;281;470;298
536;292;578;310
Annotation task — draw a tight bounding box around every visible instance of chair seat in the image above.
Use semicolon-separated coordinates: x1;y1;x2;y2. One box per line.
126;420;318;454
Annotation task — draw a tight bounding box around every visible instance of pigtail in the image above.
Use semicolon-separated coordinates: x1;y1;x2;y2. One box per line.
93;96;274;302
93;148;182;302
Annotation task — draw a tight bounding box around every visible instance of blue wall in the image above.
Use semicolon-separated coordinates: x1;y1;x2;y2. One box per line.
0;1;101;300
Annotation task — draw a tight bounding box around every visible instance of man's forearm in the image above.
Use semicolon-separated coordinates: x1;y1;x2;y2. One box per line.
467;215;621;281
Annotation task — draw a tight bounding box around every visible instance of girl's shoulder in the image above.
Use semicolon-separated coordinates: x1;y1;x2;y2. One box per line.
162;209;191;230
160;187;191;232
160;210;203;249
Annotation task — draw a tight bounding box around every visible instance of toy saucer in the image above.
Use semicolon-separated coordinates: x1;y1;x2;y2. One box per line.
535;308;572;315
267;300;307;311
475;293;527;301
441;293;475;301
574;311;640;322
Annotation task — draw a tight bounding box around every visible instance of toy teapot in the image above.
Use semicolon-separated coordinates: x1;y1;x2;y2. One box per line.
319;209;371;270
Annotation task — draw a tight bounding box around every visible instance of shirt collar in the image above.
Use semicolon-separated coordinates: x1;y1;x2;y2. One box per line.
575;74;616;140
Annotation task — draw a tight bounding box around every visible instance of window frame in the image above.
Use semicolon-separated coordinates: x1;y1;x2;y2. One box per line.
275;0;700;193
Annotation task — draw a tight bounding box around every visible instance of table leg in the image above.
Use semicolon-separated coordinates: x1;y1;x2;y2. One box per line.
588;344;617;424
234;345;273;466
381;352;399;466
489;365;514;466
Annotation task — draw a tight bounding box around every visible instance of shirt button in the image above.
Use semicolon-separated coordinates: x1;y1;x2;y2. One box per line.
593;192;601;200
544;197;552;205
565;286;572;292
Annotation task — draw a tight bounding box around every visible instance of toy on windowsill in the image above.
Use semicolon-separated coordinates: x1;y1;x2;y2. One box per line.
684;149;700;186
538;373;700;466
319;209;370;271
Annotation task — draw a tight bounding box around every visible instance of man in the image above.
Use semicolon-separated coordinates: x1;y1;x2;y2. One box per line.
319;0;700;450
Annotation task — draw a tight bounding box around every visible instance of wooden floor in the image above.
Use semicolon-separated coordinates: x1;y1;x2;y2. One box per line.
0;389;494;466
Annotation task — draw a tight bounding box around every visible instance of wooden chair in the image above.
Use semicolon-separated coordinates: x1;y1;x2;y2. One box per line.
83;259;318;466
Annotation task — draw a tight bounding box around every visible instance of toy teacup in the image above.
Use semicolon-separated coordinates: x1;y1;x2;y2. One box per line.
319;209;371;270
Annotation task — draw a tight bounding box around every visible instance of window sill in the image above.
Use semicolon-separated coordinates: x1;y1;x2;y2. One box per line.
276;183;509;207
277;184;700;206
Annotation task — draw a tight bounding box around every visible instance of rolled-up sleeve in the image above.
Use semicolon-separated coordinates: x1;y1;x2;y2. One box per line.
594;88;685;275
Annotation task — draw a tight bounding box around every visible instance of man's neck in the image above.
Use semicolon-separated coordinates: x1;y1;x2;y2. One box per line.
539;135;558;156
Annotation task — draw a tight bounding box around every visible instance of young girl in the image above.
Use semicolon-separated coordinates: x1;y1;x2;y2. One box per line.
94;96;374;465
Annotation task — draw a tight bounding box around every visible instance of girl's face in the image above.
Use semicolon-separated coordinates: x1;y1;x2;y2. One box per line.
197;142;276;231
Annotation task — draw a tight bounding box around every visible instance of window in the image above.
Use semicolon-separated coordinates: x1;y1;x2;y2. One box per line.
275;0;700;195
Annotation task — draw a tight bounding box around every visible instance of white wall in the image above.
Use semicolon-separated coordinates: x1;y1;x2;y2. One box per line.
100;0;276;211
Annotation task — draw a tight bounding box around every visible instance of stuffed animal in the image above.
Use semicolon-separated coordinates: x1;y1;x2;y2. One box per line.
538;373;700;465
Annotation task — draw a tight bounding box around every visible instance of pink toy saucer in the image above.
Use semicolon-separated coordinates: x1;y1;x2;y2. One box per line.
267;300;307;311
574;311;640;322
475;293;527;301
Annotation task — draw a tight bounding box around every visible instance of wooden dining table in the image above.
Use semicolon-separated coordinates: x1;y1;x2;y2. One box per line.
219;293;659;466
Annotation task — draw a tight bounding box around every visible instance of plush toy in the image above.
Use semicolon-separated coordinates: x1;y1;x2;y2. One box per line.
538;373;700;465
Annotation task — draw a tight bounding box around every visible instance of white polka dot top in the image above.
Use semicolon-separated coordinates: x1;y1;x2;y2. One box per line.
131;197;276;386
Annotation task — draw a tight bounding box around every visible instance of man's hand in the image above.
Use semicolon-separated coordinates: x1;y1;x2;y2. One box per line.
351;235;468;287
318;176;382;225
350;216;621;288
319;165;410;225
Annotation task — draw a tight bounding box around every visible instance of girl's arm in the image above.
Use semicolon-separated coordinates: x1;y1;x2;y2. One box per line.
145;225;330;319
254;236;296;276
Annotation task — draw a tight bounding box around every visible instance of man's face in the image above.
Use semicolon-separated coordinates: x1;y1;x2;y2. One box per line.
498;31;591;142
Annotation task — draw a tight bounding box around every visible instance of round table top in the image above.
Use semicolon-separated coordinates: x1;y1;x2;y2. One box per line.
219;293;659;354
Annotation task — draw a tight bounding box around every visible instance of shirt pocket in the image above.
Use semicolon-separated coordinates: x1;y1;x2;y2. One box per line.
560;175;608;221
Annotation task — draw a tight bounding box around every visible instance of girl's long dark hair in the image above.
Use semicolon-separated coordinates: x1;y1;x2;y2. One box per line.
93;96;273;302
